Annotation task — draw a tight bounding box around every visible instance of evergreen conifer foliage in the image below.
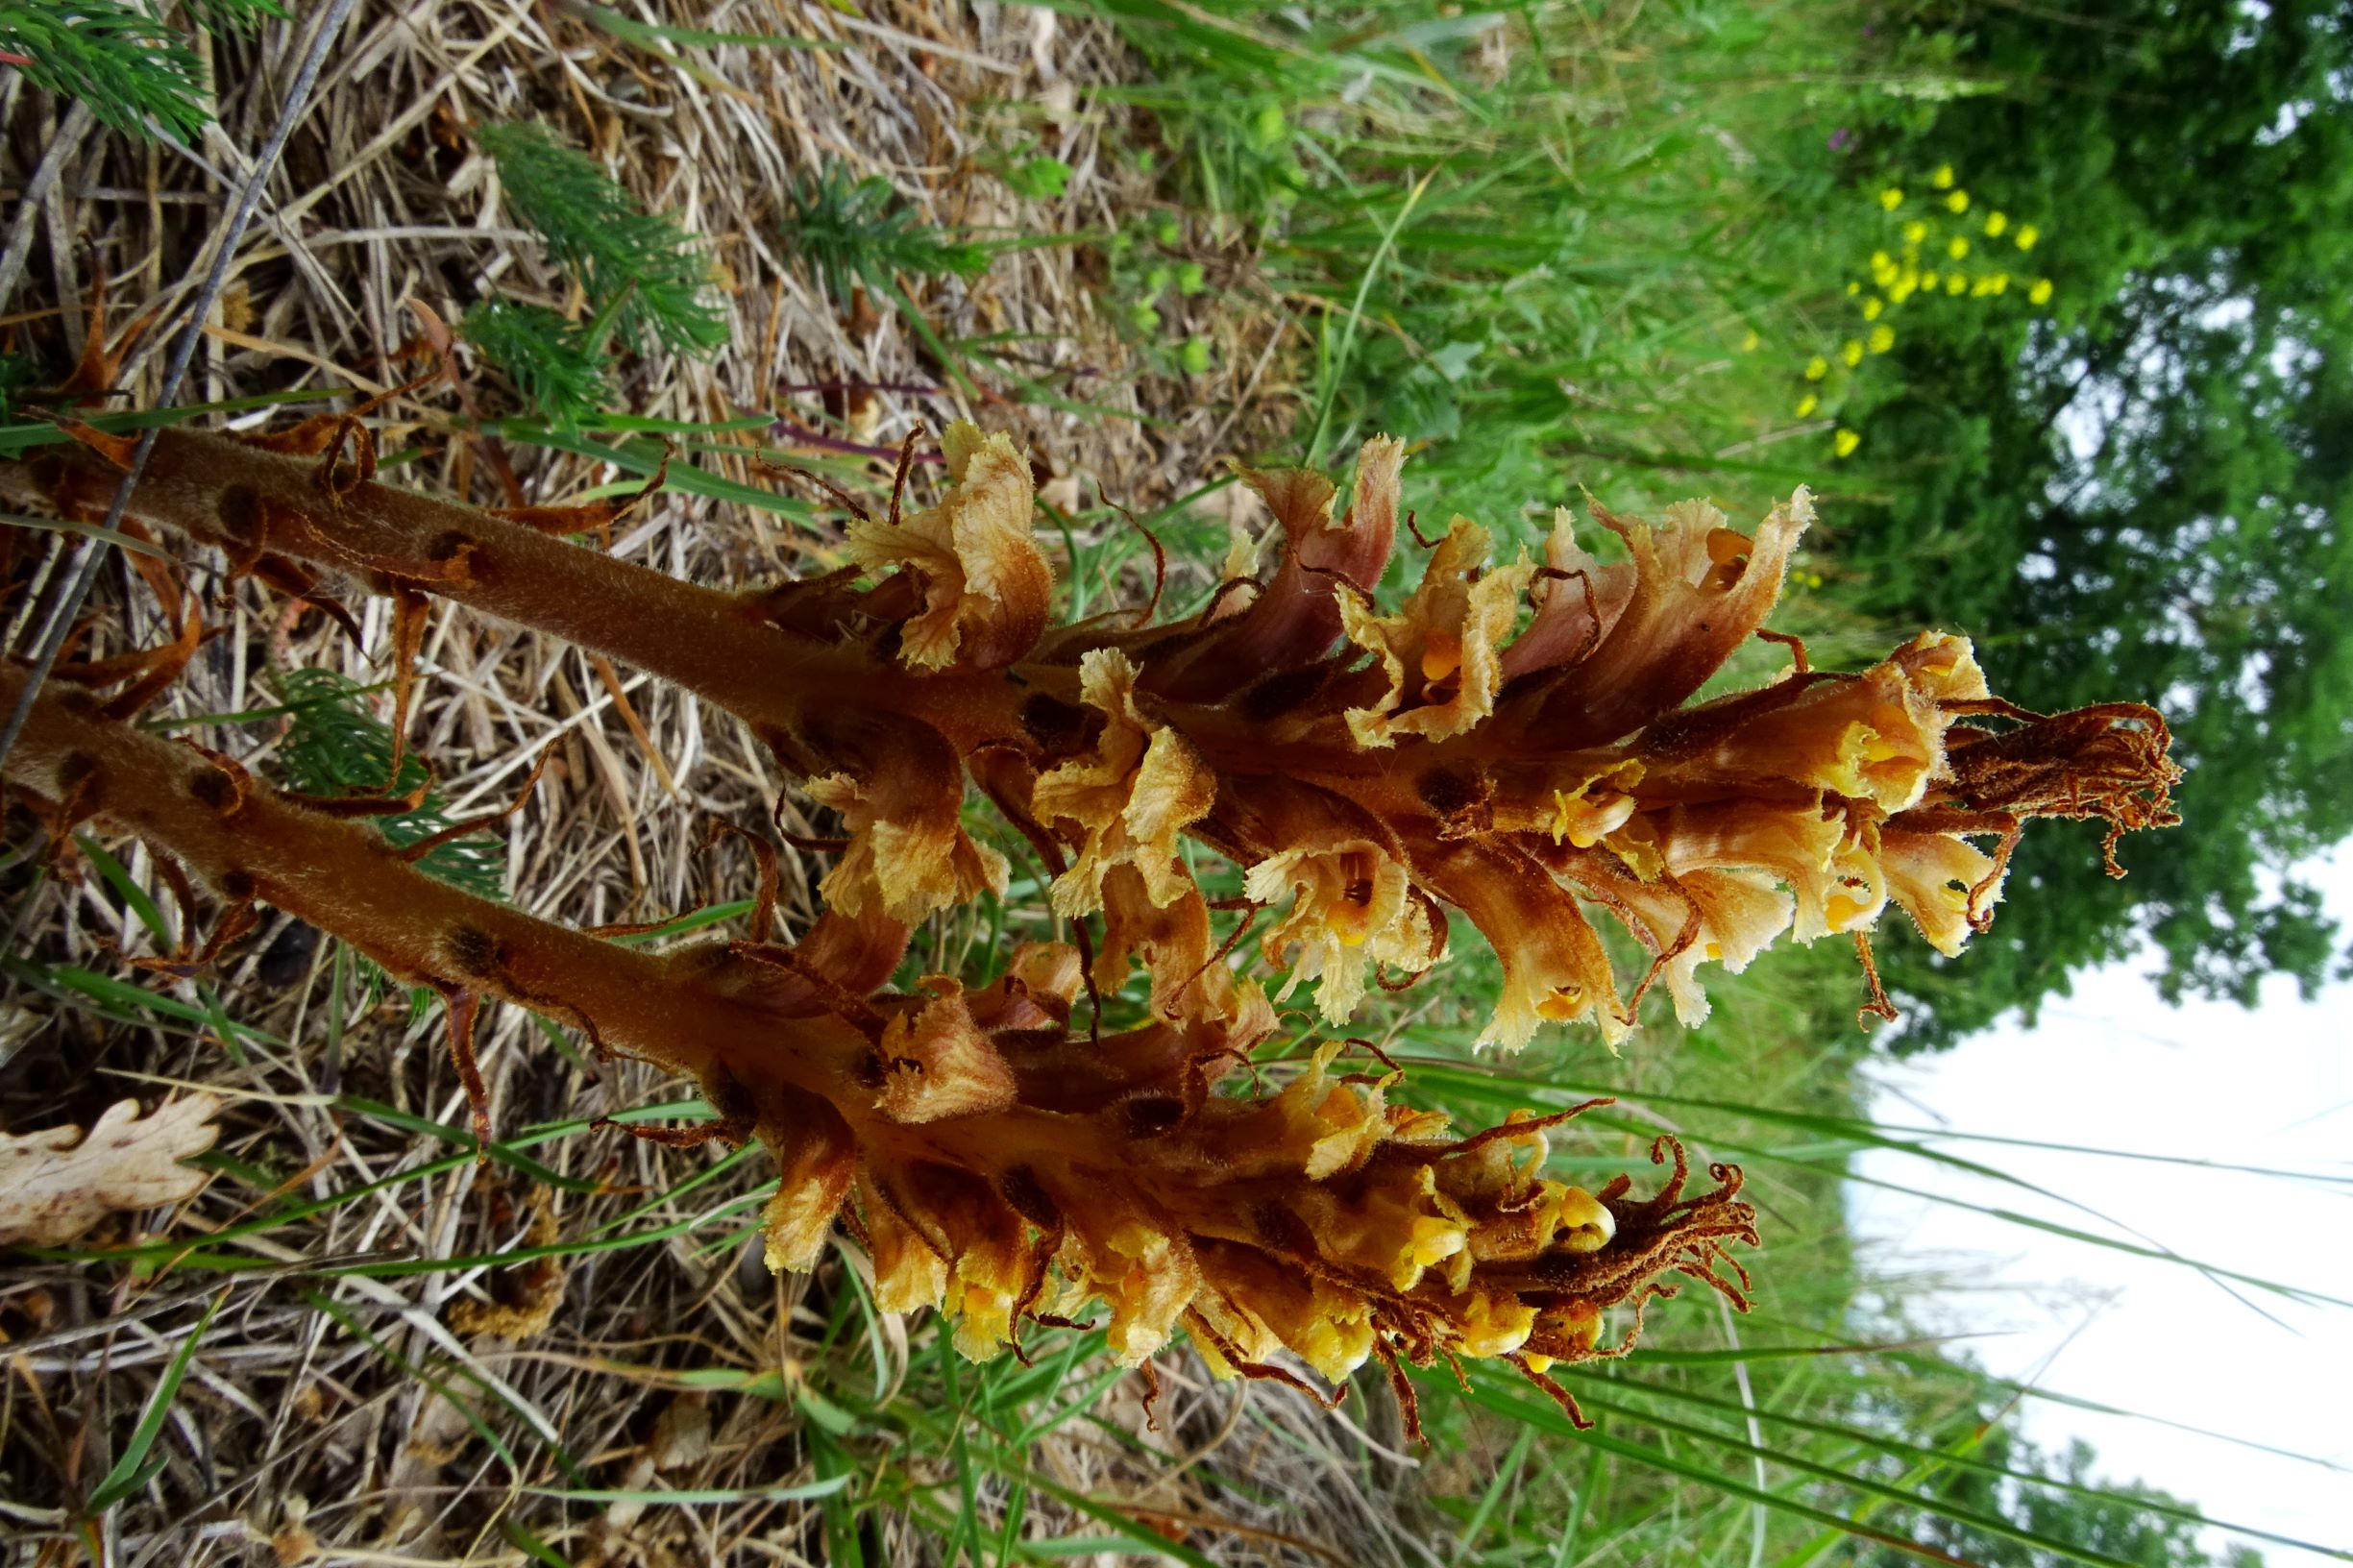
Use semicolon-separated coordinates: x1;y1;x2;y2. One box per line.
457;298;611;431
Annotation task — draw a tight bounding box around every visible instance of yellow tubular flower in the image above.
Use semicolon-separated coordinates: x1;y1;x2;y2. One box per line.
1862;297;1884;321
2030;277;2054;305
1338;518;1533;747
1985;210;2009;236
1795;393;1820;418
1946;189;1970;213
1805;355;1829;381
1834;429;1862;457
805;769;1009;926
1948;236;1971;260
1902;219;1928;245
2016;223;2040;250
1842;339;1864;367
1932;163;1955;188
1033;648;1217;918
1869;325;1895;354
1879;186;1904;209
1247;840;1434;1024
1947;273;1969;296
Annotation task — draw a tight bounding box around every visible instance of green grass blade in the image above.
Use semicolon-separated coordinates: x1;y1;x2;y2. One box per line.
85;1289;228;1512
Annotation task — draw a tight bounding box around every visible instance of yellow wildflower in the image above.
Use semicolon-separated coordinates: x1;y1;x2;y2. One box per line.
1870;248;1894;276
1847;281;1862;296
1834;429;1861;457
1842;338;1864;368
2015;223;2040;250
1869;324;1895;354
1901;219;1928;245
1741;328;1761;352
1862;296;1884;321
2029;277;2054;306
1946;273;1968;296
1250;842;1434;1024
1931;163;1955;189
1804;355;1829;381
1984;210;2009;237
1921;271;1941;291
1945;189;1970;213
1795;392;1819;418
1879;186;1904;210
1948;236;1971;260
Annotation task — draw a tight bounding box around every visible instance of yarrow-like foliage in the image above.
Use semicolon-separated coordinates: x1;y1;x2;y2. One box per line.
0;0;282;141
476;121;727;358
1;396;2178;1430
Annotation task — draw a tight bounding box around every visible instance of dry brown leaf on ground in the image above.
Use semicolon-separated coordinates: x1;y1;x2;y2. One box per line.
0;1093;222;1245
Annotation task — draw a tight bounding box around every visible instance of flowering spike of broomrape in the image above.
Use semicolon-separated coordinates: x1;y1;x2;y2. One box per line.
5;420;2180;1042
4;406;2179;1422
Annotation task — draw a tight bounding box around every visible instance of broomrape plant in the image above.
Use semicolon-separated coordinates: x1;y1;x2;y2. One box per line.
0;396;2176;1431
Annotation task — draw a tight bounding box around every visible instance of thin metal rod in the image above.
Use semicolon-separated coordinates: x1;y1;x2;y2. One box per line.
0;0;362;768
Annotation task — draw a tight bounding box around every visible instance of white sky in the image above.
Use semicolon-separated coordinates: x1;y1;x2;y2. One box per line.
1849;847;2353;1566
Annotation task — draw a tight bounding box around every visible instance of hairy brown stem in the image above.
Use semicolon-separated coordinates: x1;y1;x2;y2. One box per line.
2;430;1020;751
0;667;862;1100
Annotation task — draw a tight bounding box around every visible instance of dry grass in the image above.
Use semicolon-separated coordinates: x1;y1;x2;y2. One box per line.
0;4;1410;1563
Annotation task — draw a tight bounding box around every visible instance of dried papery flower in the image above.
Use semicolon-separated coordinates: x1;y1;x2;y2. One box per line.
1336;518;1533;747
1030;647;1214;919
844;422;1051;673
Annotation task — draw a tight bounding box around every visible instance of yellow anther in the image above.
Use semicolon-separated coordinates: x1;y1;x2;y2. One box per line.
1536;986;1586;1021
1705;527;1752;568
1419;630;1464;685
